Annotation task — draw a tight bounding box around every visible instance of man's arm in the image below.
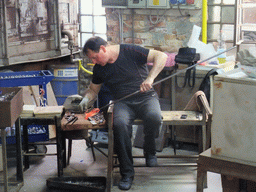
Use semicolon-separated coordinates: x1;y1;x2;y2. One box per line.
140;49;168;92
83;82;102;101
80;82;102;111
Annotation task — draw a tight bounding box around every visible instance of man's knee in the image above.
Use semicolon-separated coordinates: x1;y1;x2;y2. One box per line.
144;111;162;126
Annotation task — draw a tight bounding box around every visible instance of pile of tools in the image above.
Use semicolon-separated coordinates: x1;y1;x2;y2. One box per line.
64;113;78;125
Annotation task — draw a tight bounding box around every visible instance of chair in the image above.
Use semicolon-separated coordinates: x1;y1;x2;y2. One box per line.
105;90;212;192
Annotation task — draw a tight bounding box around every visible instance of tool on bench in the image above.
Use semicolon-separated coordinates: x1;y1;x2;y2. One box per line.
85;108;105;125
65;113;78;125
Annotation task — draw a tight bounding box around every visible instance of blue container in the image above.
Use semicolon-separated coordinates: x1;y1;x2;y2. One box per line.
0;125;49;145
49;64;78;105
170;0;186;4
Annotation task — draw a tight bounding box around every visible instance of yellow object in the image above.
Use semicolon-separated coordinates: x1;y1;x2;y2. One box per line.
217;57;226;64
78;60;93;75
202;0;207;43
153;0;159;5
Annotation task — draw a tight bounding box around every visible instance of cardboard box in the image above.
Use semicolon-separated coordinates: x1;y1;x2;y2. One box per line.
0;87;23;127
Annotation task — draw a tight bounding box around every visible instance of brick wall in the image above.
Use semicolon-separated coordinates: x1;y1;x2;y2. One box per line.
105;8;202;53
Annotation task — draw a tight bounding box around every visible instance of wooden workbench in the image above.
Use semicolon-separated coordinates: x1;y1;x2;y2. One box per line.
197;148;256;192
61;113;106;131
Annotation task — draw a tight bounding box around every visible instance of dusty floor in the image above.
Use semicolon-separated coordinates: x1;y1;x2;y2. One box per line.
0;138;222;192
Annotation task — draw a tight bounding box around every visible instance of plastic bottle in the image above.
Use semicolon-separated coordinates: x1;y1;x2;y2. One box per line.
217;30;227;64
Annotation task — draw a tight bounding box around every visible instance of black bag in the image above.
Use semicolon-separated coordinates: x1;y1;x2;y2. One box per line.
175;47;200;88
175;47;200;65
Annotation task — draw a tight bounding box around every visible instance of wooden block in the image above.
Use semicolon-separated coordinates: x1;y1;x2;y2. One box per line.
34;106;64;117
20;105;36;117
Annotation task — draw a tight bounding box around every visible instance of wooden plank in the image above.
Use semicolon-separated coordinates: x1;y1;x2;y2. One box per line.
22;86;36;105
46;83;58;106
46;83;58;139
34;106;64;116
30;86;40;106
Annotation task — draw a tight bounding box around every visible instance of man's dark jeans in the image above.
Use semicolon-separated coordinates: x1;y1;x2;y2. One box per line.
113;91;162;178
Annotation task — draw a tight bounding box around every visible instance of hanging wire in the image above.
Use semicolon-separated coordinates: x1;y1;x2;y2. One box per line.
149;9;167;25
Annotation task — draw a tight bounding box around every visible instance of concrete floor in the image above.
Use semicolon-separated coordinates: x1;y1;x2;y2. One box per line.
0;138;223;192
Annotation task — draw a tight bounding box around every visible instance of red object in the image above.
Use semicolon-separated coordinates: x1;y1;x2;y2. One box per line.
186;0;194;4
85;108;100;120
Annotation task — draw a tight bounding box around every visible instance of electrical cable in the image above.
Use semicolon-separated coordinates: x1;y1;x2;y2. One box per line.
149;9;167;25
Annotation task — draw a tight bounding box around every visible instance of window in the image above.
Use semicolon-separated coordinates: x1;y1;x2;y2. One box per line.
207;0;236;55
235;0;256;49
207;0;256;54
78;0;107;48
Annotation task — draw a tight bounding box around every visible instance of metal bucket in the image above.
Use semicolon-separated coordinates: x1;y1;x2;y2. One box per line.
49;64;78;105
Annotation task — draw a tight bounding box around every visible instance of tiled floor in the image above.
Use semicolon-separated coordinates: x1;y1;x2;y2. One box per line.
1;138;223;192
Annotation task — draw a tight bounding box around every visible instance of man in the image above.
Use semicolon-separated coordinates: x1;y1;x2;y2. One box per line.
80;36;167;190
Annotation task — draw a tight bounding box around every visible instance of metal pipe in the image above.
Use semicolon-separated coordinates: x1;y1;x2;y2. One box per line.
54;0;61;51
132;9;134;44
61;30;74;43
2;0;9;65
202;0;208;43
1;128;8;192
61;29;74;55
119;9;123;43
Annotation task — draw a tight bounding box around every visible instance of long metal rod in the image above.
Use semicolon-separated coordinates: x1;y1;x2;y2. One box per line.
99;46;236;111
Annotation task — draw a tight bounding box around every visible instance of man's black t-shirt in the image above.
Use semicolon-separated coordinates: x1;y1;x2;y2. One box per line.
92;44;153;100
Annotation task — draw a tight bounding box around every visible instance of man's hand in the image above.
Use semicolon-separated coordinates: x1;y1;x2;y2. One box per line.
79;97;89;112
140;78;154;92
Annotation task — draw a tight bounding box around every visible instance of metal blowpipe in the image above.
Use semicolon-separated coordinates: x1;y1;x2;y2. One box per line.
99;46;237;111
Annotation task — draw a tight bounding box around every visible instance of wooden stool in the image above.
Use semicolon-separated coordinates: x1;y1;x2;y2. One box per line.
61;113;107;167
62;129;95;165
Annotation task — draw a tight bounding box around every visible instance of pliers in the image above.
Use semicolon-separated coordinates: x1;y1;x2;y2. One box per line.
65;114;78;125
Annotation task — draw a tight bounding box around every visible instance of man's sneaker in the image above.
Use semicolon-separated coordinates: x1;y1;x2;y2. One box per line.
118;176;134;190
145;154;158;167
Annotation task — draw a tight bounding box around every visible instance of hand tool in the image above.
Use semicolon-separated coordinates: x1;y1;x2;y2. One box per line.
99;46;237;111
65;114;78;125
